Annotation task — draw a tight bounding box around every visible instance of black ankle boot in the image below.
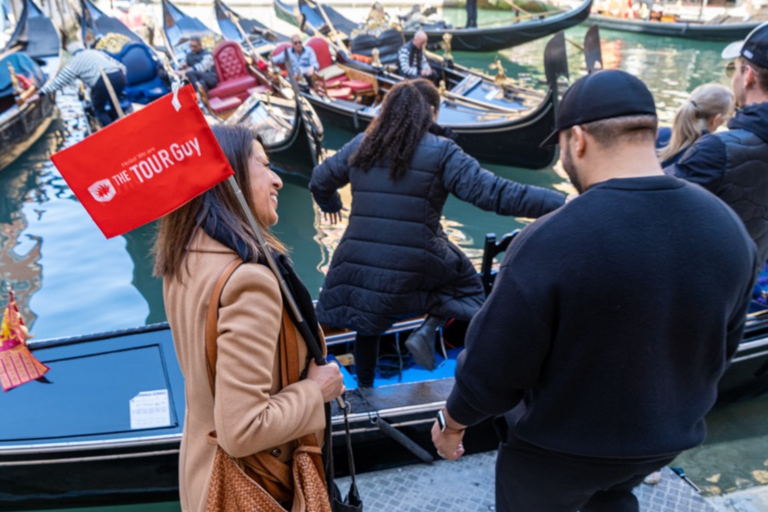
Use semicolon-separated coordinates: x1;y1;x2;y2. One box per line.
404;315;443;371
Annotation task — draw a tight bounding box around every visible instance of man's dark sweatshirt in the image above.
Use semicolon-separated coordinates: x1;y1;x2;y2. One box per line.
447;175;757;459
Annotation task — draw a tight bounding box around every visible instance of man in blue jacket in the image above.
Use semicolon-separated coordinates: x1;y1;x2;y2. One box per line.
432;70;757;512
667;22;768;265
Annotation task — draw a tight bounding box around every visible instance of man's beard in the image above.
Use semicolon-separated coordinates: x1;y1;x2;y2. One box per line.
561;143;584;194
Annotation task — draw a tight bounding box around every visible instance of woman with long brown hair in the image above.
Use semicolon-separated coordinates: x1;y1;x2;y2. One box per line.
155;125;344;512
309;79;565;388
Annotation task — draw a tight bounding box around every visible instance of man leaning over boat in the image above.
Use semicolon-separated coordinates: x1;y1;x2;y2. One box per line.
433;69;757;512
32;40;128;127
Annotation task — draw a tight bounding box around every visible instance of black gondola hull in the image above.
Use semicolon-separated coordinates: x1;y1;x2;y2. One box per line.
275;0;592;52
588;14;762;40
405;0;593;52
0;94;56;172
0;317;765;510
303;89;557;169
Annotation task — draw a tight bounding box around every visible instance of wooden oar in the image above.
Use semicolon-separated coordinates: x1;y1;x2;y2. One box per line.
99;67;125;118
314;0;349;53
160;27;181;68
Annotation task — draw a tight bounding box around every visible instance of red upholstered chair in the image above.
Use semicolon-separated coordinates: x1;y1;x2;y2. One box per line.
305;36;346;87
208;41;258;102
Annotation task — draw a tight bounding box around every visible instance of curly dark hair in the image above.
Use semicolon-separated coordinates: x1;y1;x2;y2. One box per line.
349;81;433;179
411;78;441;112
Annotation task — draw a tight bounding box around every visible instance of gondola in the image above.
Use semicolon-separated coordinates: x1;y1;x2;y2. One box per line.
0;0;59;172
2;221;767;509
224;0;565;169
275;0;593;52
214;0;289;49
161;0;323;179
587;13;762;40
79;0;170;109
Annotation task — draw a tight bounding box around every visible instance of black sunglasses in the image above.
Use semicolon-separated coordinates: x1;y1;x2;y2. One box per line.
725;61;737;78
292;40;303;45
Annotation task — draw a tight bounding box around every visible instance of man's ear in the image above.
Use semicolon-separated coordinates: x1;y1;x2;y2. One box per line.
744;64;757;90
571;125;587;158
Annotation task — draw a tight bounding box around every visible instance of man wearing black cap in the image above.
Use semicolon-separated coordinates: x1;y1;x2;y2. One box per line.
432;69;757;512
668;22;768;265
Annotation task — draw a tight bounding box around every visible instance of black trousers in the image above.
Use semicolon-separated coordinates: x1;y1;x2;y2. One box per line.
186;70;218;93
91;70;127;126
354;334;380;388
466;0;478;28
495;428;676;512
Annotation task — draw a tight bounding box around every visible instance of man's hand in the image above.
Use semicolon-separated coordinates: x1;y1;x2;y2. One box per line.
420;67;431;77
323;207;348;224
431;421;465;461
431;408;466;461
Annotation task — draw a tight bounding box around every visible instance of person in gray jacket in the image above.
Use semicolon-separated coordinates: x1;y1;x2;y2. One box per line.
309;79;565;387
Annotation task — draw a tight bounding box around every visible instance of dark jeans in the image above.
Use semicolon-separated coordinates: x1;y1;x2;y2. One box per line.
354;334;380;388
186;70;218;93
466;0;477;28
91;70;127;127
495;427;676;512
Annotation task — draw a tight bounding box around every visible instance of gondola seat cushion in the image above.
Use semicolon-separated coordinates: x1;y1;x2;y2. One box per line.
326;87;352;100
115;42;169;104
209;95;242;113
209;41;258;101
341;79;372;92
305;37;334;69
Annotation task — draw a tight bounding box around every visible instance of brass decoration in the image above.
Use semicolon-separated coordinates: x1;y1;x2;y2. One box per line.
372;48;382;68
442;33;453;62
438;79;446;96
488;57;508;85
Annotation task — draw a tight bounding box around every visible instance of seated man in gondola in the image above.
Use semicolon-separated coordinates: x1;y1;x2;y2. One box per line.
398;31;436;81
178;36;218;94
272;34;319;87
37;41;128;127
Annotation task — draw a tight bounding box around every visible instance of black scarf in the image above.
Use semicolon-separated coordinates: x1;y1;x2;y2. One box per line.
201;218;322;350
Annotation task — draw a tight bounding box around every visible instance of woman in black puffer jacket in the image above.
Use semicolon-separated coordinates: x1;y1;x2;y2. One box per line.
309;79;564;387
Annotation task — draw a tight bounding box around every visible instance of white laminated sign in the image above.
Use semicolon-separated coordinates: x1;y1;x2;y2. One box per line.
129;389;171;430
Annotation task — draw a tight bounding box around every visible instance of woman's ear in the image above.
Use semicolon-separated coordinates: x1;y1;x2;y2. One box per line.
708;113;724;133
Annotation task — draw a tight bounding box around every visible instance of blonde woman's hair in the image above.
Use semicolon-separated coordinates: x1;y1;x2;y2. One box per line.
659;84;734;163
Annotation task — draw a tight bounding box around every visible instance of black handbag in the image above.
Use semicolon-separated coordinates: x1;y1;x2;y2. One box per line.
326;401;363;512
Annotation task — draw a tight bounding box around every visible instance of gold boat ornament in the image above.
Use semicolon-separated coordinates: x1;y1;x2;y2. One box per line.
442;33;453;62
488;57;508;85
371;48;383;68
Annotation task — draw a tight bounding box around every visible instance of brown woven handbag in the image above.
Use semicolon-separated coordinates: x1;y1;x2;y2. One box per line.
204;258;332;512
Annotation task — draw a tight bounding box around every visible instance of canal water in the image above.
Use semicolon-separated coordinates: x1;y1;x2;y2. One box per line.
2;3;767;510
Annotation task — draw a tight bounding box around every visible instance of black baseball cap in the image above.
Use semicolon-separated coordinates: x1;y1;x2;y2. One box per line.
540;69;657;147
721;22;768;69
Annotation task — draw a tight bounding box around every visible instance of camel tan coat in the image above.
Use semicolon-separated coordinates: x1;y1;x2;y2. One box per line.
164;231;326;512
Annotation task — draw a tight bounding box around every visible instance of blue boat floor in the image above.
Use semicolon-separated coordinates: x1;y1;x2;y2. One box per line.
335;451;723;512
329;348;461;391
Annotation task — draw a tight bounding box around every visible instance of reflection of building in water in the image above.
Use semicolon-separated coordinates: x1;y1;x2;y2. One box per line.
0;166;44;329
122;222;166;325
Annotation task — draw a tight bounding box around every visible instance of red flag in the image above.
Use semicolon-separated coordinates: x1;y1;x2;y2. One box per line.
51;85;234;238
0;289;48;392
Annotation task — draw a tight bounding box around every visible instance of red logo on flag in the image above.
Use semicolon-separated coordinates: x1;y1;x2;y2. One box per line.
51;85;234;238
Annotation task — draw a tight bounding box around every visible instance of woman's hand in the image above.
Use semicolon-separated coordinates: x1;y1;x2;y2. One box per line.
323;207;348;225
306;360;345;402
